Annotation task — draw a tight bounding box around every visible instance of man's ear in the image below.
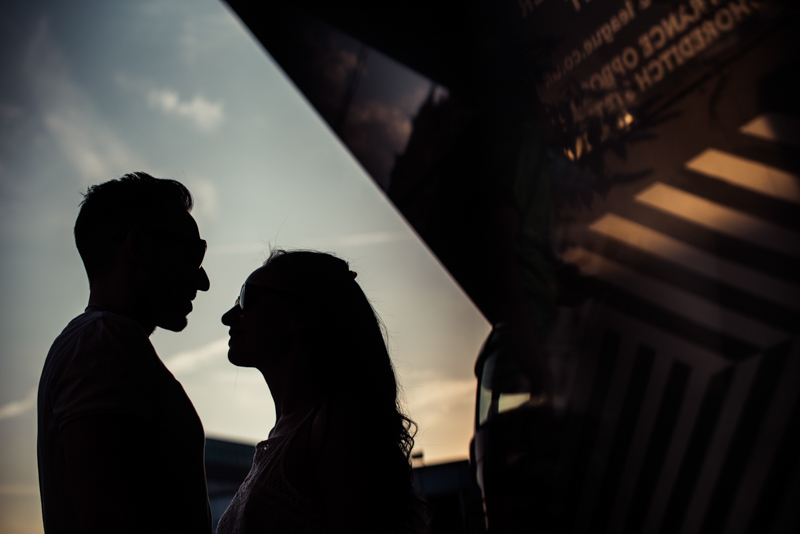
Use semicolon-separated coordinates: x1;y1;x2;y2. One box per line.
125;229;147;266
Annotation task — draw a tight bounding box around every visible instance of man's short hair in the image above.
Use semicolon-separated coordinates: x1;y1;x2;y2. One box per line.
74;172;194;282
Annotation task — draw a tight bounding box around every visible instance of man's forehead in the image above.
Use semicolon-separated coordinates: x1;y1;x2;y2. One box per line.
144;210;200;238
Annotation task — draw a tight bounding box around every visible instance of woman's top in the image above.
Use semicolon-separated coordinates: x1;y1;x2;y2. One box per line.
216;409;326;534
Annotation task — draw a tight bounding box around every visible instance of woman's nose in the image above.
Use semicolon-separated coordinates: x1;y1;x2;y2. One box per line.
221;305;239;326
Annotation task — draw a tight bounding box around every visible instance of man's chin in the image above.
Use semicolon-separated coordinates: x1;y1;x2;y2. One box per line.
156;315;189;332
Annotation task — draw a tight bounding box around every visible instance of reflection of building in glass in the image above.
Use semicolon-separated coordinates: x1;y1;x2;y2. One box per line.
222;1;800;531
413;460;485;534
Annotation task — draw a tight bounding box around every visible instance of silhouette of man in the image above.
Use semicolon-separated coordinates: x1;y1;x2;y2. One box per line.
37;172;212;534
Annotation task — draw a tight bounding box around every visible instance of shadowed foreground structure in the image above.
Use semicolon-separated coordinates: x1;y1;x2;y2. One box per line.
223;1;800;532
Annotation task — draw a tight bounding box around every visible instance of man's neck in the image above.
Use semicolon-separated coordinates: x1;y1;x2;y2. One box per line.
88;278;156;335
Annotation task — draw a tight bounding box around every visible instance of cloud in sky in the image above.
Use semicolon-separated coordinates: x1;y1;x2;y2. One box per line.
164;337;229;375
148;88;224;133
321;231;409;247
189;179;219;222
0;336;229;417
342;98;416;188
406;376;476;413
317;47;362;89
404;374;476;460
176;8;241;65
0;484;39;496
207;231;409;257
208;241;270;257
23;20;143;187
0;388;36;421
348;100;412;143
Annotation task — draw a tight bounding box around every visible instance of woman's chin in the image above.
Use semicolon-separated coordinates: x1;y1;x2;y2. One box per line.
227;349;255;368
227;350;243;365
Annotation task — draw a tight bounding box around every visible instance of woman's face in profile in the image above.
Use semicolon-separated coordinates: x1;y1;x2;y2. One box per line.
221;265;298;370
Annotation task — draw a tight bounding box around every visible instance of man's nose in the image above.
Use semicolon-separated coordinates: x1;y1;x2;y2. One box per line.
196;266;210;292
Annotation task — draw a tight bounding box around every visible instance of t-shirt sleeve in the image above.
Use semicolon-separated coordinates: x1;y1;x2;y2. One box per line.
51;315;157;429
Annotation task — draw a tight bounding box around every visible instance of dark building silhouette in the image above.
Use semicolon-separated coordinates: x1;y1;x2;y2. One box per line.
205;438;255;531
205;438;484;533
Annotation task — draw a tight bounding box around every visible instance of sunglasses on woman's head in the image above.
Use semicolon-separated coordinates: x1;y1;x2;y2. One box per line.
235;282;290;311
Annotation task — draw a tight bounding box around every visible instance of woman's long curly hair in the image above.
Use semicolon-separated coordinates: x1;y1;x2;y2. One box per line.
263;249;427;533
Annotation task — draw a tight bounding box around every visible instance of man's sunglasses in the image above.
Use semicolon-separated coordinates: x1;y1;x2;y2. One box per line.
174;237;207;269
235;282;289;311
148;235;207;269
115;228;207;269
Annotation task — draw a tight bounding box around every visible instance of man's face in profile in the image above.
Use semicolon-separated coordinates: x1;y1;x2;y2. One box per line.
139;211;210;332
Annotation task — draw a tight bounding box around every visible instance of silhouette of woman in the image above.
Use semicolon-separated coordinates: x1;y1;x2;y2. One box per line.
217;250;426;534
